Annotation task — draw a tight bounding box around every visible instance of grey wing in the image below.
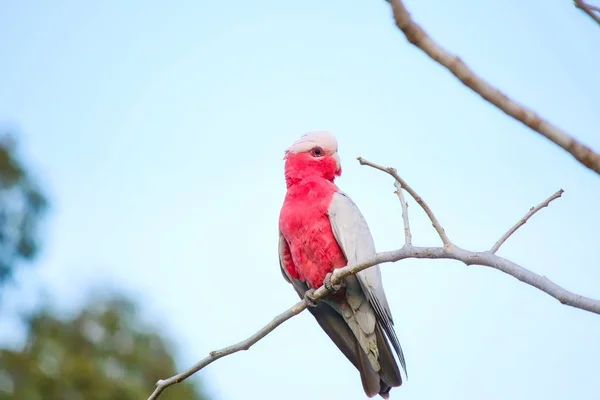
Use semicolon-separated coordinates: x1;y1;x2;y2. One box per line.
328;191;407;376
277;232;382;395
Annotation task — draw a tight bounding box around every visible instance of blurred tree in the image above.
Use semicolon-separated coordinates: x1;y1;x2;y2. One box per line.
0;293;210;400
0;131;48;287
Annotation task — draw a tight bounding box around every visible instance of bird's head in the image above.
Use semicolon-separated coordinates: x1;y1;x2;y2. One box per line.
283;131;342;187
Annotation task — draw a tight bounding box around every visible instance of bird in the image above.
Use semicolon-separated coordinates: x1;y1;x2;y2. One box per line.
277;131;407;398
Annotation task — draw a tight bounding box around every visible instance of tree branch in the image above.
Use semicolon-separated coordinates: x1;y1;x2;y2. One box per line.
147;299;313;400
146;157;599;400
574;0;600;25
385;0;600;176
490;189;564;254
394;181;412;245
358;156;451;246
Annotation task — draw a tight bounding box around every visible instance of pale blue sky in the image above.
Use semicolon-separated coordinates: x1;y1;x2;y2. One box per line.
1;0;599;399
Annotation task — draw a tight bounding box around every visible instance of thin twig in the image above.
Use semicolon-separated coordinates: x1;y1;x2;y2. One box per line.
394;181;412;245
358;156;451;246
146;158;596;400
490;189;565;254
147;299;313;400
385;0;600;176
574;0;600;25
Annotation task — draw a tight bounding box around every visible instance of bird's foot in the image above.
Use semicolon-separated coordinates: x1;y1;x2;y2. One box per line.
323;272;344;294
303;288;318;307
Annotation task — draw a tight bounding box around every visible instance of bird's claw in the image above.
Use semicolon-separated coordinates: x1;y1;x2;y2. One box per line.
323;272;344;293
303;288;318;307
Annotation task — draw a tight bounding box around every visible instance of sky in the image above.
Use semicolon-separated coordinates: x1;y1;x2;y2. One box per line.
1;0;599;399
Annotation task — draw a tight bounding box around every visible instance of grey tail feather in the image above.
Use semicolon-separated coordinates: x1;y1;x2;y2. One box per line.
306;302;399;398
356;273;407;378
378;387;391;399
375;323;403;391
356;339;381;398
358;323;403;398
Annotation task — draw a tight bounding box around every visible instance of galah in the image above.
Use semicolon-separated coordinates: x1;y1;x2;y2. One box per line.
278;131;407;398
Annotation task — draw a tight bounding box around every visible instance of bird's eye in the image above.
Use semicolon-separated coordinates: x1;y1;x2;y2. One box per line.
311;147;324;157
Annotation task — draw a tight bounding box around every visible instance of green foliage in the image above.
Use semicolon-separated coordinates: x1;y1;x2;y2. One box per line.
0;132;48;286
0;294;209;400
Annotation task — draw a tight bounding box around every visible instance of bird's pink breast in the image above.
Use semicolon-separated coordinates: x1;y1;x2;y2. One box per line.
279;179;347;289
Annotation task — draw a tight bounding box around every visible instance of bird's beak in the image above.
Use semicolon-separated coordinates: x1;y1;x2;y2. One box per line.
333;151;342;176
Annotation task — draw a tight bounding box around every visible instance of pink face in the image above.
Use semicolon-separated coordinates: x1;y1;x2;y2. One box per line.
284;131;342;184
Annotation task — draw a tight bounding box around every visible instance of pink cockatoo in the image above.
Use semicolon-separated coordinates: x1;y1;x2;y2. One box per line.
278;131;407;398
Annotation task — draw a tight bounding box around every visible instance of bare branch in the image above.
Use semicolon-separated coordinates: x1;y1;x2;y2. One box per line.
147;298;314;400
148;245;600;399
490;189;565;254
353;157;597;315
574;0;600;25
394;181;412;245
385;0;600;176
146;158;598;400
357;156;451;246
148;245;600;400
337;246;600;315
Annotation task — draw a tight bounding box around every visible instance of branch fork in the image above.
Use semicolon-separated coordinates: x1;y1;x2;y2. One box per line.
574;0;600;25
